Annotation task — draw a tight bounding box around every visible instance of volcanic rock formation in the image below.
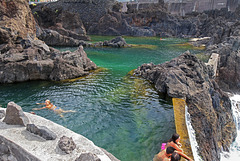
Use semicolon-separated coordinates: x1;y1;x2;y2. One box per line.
0;0;97;83
134;51;237;160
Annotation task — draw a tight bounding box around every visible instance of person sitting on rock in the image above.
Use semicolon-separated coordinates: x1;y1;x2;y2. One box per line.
166;133;183;152
153;146;176;161
166;133;193;161
32;100;75;117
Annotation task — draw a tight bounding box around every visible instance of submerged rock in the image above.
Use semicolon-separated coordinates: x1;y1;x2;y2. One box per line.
134;51;237;160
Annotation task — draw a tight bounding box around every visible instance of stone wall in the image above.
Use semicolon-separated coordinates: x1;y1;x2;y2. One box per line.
167;0;228;16
166;0;240;15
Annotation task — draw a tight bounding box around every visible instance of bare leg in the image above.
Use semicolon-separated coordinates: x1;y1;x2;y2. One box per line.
54;109;76;114
62;110;76;113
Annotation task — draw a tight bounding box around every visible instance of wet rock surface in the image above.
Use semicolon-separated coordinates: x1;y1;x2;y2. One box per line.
134;51;237;160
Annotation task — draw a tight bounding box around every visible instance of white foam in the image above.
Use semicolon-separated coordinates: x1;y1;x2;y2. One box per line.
221;95;240;161
185;105;203;161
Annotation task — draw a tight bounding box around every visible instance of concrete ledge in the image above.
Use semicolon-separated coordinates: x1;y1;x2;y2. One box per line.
0;108;119;161
172;98;193;160
206;53;219;78
0;135;40;161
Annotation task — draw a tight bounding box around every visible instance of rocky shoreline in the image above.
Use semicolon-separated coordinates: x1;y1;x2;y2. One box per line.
133;51;237;160
0;0;97;83
1;0;240;160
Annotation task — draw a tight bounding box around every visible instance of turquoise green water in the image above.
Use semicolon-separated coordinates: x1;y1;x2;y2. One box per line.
0;36;202;161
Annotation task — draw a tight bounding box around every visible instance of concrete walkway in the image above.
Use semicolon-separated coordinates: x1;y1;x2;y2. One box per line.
0;108;118;161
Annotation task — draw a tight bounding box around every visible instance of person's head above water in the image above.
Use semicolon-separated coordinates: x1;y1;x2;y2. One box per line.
45;99;50;104
169;133;180;144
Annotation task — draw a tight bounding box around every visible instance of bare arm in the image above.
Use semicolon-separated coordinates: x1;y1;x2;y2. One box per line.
36;103;45;105
32;107;46;110
169;142;183;152
176;151;193;161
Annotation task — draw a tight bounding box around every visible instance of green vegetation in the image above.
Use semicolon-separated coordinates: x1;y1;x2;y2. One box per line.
195;53;210;63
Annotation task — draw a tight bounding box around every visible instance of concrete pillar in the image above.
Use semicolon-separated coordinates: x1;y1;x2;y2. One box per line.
206;53;219;78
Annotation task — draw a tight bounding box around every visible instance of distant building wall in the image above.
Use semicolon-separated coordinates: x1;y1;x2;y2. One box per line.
167;0;228;15
29;0;58;2
121;0;239;14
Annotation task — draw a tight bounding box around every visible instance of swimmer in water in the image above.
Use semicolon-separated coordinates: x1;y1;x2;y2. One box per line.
33;100;76;117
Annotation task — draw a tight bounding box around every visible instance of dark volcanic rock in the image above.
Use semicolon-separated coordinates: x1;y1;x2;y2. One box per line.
77;36;130;48
30;0;240;41
26;124;57;140
134;51;237;160
75;152;101;161
39;29;81;47
32;0;116;33
0;40;97;83
88;12;156;37
3;102;29;126
0;0;97;83
32;5;90;43
0;110;5;119
0;0;36;43
58;136;76;154
205;36;240;93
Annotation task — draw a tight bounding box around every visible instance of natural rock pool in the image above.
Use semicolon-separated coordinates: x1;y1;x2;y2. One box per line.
0;36;203;161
